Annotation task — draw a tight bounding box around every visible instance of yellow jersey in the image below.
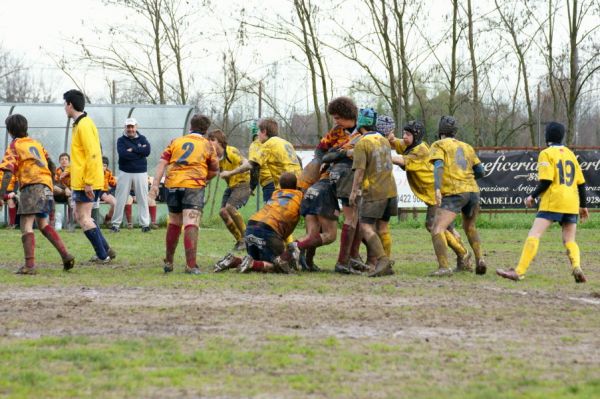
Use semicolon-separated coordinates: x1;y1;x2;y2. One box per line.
537;146;585;214
429;138;480;196
103;169;117;192
0;137;53;190
70;114;104;190
219;145;250;188
352;132;397;201
250;189;303;239
393;141;435;206
248;138;273;187
256;136;301;188
161;133;218;189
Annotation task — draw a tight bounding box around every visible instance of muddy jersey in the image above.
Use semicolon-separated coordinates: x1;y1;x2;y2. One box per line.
248;139;273;187
393;141;435;206
537;146;585;214
352;132;397;201
219;145;250;188
161;133;218;189
0;170;17;191
429;138;480;196
256;136;302;189
103;169;117;192
250;189;303;239
0;137;53;190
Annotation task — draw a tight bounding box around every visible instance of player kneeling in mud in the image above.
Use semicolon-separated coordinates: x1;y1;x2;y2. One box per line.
213;172;303;274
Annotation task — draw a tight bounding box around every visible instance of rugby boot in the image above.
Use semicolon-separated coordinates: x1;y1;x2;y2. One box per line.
349;257;370;273
298;248;309;271
163;259;174;273
238;255;254;273
429;267;453;277
62;254;75;271
475;258;487;275
368;258;394;278
287;242;301;271
89;255;111;264
572;267;587;283
334;262;361;275
184;265;202;275
273;256;293;274
454;251;473;273
496;268;523;281
214;253;241;272
15;265;37;275
107;247;117;260
233;240;246;252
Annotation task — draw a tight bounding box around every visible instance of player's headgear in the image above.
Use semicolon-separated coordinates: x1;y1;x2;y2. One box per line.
438;115;457;138
376;115;395;135
403;120;425;146
545;122;565;145
249;119;259;138
357;108;377;130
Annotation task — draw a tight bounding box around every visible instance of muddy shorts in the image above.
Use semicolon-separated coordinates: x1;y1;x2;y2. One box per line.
221;183;251;209
244;221;285;262
329;163;353;199
18;184;54;216
360;196;398;224
537;211;578;225
166;187;205;213
301;179;339;220
440;192;480;218
262;182;275;204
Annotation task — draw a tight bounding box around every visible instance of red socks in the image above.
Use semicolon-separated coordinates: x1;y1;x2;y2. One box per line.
183;225;199;268
297;233;323;250
149;205;157;224
22;232;35;268
337;224;354;264
165;223;181;263
8;206;17;225
252;260;266;271
125;204;132;224
41;225;69;259
349;226;362;258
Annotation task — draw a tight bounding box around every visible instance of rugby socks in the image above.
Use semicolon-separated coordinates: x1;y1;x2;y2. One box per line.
337;224;354;264
125;204;132;225
165;223;181;263
41;225;69;259
464;225;483;262
22;232;35;268
8;206;17;225
306;246;316;267
252;260;266;271
94;224;110;252
230;211;246;237
515;236;539;276
84;228;108;260
349;226;362;258
431;233;450;269
183;225;199;268
149;205;157;224
379;229;392;258
364;232;386;260
564;241;581;269
224;219;242;241
445;230;467;258
297;233;323;250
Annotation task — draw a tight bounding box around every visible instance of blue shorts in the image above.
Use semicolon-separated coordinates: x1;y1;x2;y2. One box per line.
537;211;578;225
244;221;285;263
72;189;102;203
262;182;275;204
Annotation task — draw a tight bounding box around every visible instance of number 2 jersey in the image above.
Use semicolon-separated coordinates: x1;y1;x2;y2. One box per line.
0;137;53;190
249;188;303;239
537;146;585;214
160;133;218;189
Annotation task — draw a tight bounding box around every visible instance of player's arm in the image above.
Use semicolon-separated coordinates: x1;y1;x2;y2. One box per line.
149;159;168;200
349;168;364;207
578;183;589;221
0;170;12;208
47;158;57;178
221;157;251;179
206;151;220;181
433;160;444;206
472;163;485;179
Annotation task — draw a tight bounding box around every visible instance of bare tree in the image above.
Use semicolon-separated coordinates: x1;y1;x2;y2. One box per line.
0;47;54;103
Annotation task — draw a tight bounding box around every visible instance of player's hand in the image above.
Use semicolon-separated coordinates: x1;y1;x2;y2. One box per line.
84;185;94;200
579;207;589;222
524;195;535;208
220;170;232;179
387;132;396;143
391;154;404;166
60;171;69;179
349;189;359;207
149;185;159;200
435;189;442;206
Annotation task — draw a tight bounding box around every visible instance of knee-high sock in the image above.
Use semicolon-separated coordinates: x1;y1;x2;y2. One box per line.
350;226;362;258
337;224;354;264
94;224;110;251
378;230;392;258
224;218;242;241
165;223;181;264
8;206;17;225
252;260;266;271
464;224;483;262
515;236;539;276
125;204;132;225
364;232;385;260
41;225;69;259
445;230;467;258
149;205;157;224
432;233;449;269
306;246;316;267
297;233;323;250
22;232;35;268
230;210;246;237
84;228;108;260
564;241;580;269
183;225;199;268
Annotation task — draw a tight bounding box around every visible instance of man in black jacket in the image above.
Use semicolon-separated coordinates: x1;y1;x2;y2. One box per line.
110;118;152;232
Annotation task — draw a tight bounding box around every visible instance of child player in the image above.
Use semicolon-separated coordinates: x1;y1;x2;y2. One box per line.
101;156;117;226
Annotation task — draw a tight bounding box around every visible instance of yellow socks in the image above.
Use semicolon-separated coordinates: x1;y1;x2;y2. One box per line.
224;219;242;241
515;236;539;276
379;230;392;258
431;233;449;269
230;210;246;237
564;241;580;269
445;230;467;257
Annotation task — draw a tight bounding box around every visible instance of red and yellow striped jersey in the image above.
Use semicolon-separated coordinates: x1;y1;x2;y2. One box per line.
0;137;53;190
250;189;303;238
161;134;218;189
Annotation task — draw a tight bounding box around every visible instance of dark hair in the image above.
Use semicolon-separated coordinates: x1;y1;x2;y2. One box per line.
258;118;279;138
279;172;297;190
207;129;227;148
190;114;211;133
63;89;86;112
59;153;70;161
5;114;28;138
327;96;358;120
102;156;109;166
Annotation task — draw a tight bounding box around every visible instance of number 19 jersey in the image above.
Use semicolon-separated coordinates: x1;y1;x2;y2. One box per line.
537;146;585;214
161;134;217;189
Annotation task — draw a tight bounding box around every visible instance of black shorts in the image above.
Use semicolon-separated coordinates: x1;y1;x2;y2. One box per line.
245;221;285;262
440;192;480;218
301;179;339;220
262;182;275;204
166;188;205;213
18;184;54;217
329;163;353;199
221;183;251;209
360;197;398;224
537;211;578;225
